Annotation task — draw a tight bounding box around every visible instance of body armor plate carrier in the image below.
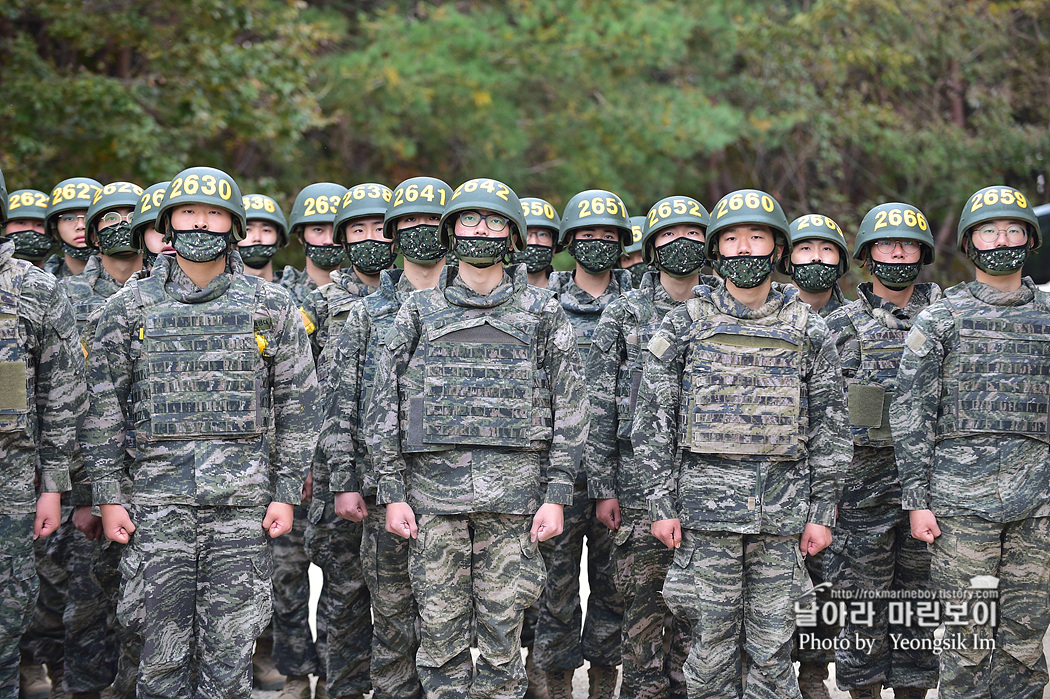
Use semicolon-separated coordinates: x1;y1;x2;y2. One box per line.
0;261;30;433
844;303;907;448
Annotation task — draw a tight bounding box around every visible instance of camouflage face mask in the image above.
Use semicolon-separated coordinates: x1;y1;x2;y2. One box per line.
237;243;278;269
171;227;231;263
142;250;158;271
791;261;841;292
510;243;554;274
715;252;776;289
572;239;621;273
968;242;1028;276
304;243;346;270
623;262;648;288
60;239;95;261
656;237;706;278
453;235;509;269
97;222;139;258
869;260;921;290
8;230;52;261
347;239;396;274
397;224;446;263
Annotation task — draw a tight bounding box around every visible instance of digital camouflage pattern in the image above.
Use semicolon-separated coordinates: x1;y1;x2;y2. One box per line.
892;279;1050;698
547;268;633;360
583;270;706;696
278;264;319;307
534;268;627;677
0;240;80;695
814;283;847;318
82;252;320;698
43;253;77;280
58;254;122;328
300;267;378;369
370;264;588;697
634;281;849;697
117;505;274;699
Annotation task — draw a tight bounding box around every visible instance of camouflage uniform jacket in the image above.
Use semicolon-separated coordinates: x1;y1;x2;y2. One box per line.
547;267;633;359
301;267;378;368
278;264;319;307
319;268;417;499
0;241;80;514
371;264;588;515
892;279;1050;522
825;282;941;510
43;253;76;280
583;271;718;507
635;281;849;534
816;284;847;318
82;253;321;508
58;255;123;329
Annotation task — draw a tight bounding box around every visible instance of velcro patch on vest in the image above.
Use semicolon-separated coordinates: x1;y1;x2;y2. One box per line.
647;335;674;361
905;327;929;355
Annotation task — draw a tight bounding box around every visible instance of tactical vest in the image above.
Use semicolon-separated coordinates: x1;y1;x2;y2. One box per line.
130;274;271;440
0;261;31;433
679;295;809;459
615;287;661;442
843;303;907;448
400;283;553;453
937;286;1050;443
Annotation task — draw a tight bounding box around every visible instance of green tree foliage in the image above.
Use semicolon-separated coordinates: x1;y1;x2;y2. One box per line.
3;0;1049;283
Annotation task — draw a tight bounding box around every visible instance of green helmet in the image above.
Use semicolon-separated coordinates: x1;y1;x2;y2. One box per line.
155;167;246;241
705;189;790;262
521;197;561;235
131;182;169;248
86;182;144;241
45;177;102;239
333;183;392;246
289;182;347;242
626;216;646;255
7;189;49;224
642;196;709;265
558;189;631;252
439;178;526;252
384;177;453;240
0;169;7;224
242;193;289;246
780;213;851;275
956;185;1041;251
854;202;935;264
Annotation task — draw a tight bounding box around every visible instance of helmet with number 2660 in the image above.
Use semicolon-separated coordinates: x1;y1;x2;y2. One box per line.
705;189;789;262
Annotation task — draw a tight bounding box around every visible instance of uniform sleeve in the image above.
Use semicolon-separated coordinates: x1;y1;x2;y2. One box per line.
67;308;105;505
634;312;686;523
803;315;850;527
825;306;860;386
268;292;322;505
891;307;949;511
542;301;588;506
300;286;325;366
35;283;83;494
582;303;625;500
321;305;367;495
83;294;135;505
372;301;421;505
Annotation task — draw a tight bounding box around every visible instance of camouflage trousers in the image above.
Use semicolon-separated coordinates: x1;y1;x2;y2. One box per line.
61;517;118;692
0;513;38;699
361;500;422;699
303;496;373;697
611;508;689;699
91;540;140;699
792;549;836;666
20;505;70;668
271;501;325;677
534;483;623;671
410;512;545;699
664;530;808;699
930;514;1050;699
117;505;273;699
830;504;938;691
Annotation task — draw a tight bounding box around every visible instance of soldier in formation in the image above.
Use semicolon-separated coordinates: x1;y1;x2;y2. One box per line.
893;186;1050;699
238;193;290;284
510;198;559;289
4;189;52;268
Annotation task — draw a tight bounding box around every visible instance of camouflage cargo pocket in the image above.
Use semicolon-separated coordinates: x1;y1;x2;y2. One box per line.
249;546;275;639
612;523;633;599
303;498;329;567
662;539;699;621
116;543;145;634
822;528;851;588
0;548;37;639
516;530;546;610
